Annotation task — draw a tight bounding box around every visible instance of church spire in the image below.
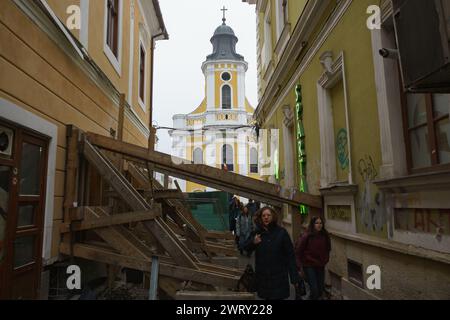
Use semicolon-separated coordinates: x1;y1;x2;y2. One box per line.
221;6;228;25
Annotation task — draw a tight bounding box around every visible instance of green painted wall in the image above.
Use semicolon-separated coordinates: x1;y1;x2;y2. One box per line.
262;0;387;238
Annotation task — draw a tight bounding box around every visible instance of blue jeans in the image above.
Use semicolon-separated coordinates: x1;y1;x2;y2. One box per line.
303;267;325;300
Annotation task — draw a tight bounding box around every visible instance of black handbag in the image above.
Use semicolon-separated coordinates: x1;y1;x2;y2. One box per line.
295;279;307;299
238;264;257;293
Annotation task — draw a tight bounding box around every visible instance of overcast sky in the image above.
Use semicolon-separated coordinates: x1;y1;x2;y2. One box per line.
153;0;257;155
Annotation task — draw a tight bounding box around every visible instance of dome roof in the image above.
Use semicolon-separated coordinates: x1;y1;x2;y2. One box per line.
206;21;244;62
213;23;236;36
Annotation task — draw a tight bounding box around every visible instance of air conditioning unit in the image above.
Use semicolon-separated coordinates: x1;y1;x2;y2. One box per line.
0;126;14;157
392;0;450;92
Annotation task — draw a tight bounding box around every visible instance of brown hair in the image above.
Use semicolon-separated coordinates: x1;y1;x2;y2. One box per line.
253;206;279;227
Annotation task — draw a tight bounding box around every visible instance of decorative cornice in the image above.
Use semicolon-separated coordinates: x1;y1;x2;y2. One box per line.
201;59;248;73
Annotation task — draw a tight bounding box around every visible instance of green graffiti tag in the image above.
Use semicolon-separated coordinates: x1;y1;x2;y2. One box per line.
336;128;349;170
295;85;308;215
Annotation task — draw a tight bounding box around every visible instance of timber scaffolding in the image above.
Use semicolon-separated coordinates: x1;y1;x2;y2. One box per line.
60;125;323;299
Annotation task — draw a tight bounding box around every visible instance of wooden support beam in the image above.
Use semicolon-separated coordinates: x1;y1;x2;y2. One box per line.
153;190;184;200
117;93;125;142
59;243;239;288
204;243;239;257
60;209;161;233
82;139;199;269
202;231;235;241
128;164;204;243
85;132;323;209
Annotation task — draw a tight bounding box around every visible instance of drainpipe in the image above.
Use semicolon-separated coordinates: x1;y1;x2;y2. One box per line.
148;31;167;151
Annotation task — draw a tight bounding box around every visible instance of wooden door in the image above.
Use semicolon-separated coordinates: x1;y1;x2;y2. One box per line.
0;119;49;299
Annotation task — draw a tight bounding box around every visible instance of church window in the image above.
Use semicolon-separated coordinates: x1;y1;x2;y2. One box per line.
222;85;231;109
106;0;120;57
250;148;258;173
221;72;231;81
193;148;203;164
222;144;234;172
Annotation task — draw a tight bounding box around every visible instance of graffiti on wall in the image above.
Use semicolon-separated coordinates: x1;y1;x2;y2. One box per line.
336;128;349;170
394;208;450;239
358;155;384;232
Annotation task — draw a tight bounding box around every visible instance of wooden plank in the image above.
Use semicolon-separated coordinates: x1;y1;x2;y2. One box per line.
153;190;183;200
158;276;182;300
203;231;235;241
82;140;199;269
85;132;323;208
204;243;239;257
59;243;239;288
117;93;125;141
60;209;161;233
128;164;204;243
63;126;80;222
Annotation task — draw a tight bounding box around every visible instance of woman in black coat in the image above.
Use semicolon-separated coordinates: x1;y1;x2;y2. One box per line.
245;206;300;300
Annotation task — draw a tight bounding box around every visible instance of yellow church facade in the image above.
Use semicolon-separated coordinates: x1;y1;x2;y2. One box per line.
171;19;260;192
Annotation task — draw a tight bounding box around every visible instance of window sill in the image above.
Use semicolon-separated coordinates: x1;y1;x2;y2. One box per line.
103;44;121;76
262;59;275;83
373;170;450;192
274;23;291;58
320;184;358;196
138;97;146;113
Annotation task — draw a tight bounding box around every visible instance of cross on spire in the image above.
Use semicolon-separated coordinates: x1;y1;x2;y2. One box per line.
221;6;228;24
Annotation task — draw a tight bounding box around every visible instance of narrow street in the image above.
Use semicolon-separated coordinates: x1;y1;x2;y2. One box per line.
0;0;449;302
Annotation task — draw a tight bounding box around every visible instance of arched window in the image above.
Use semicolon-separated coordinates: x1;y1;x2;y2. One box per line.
250;148;258;173
222;144;234;172
222;85;231;109
193;148;203;164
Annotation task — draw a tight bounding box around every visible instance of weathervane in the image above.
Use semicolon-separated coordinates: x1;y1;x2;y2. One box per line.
221;6;228;24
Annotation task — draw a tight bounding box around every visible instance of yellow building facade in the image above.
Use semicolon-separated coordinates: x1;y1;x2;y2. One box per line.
245;0;450;299
170;18;260;193
0;0;167;299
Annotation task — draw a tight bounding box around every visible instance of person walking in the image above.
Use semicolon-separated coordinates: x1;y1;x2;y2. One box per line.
228;196;240;234
236;205;254;256
245;207;301;300
295;216;331;300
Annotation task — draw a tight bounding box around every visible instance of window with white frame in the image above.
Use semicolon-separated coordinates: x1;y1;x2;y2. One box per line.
275;0;288;40
222;85;231;109
193;148;203;164
138;41;147;110
262;6;272;71
250;147;258;173
104;0;122;74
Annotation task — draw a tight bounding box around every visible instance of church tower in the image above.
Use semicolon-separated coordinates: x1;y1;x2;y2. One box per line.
171;10;259;192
